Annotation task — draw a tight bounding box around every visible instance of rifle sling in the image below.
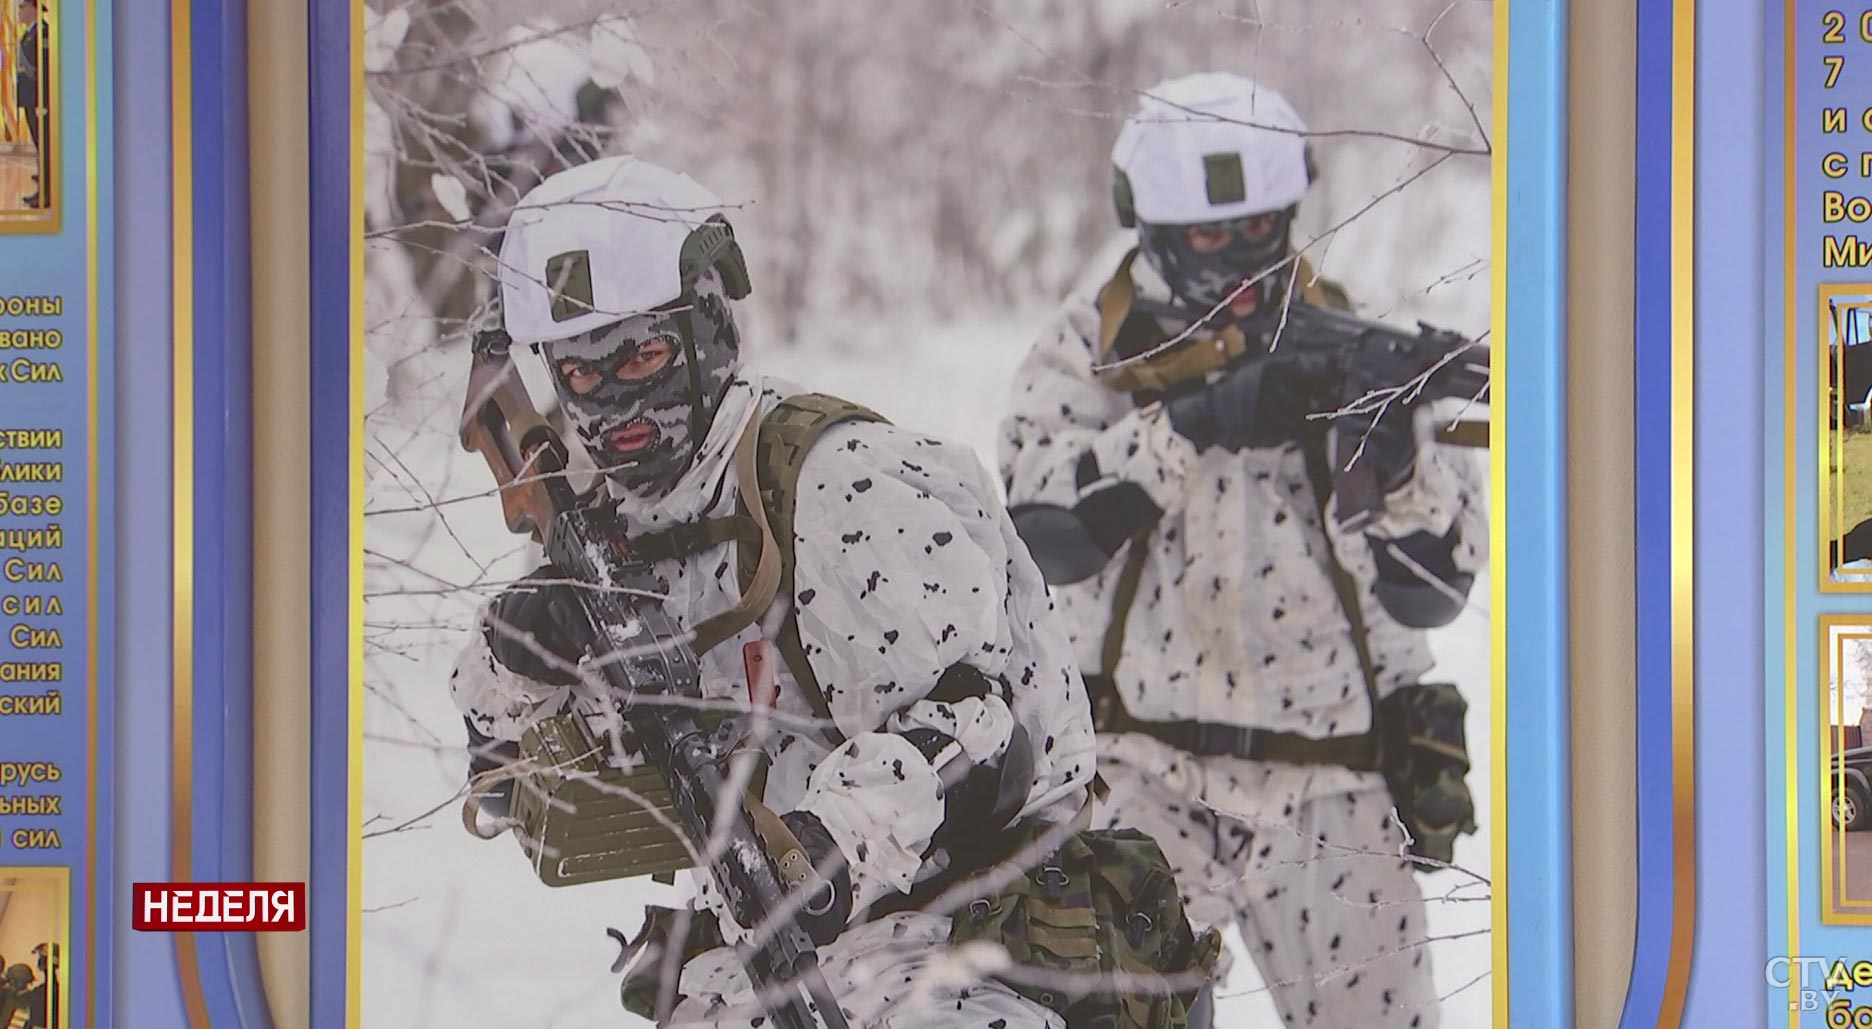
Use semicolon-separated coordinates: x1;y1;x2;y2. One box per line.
745;395;889;751
1099;528;1154;681
1301;439;1387;745
627;396;888;752
1434;419;1488;449
681;414;782;658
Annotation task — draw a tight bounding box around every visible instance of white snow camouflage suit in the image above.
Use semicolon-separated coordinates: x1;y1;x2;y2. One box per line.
451;373;1096;1028
998;235;1488;1029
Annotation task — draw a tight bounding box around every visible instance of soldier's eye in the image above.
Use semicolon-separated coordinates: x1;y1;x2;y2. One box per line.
1240;212;1280;240
558;360;602;395
615;337;677;381
1184;224;1233;254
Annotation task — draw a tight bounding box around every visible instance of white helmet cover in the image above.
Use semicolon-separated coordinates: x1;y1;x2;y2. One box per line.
498;155;733;344
1111;73;1311;226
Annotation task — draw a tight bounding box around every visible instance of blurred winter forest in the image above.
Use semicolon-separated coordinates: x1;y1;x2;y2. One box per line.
360;2;1495;1026
365;0;1491;396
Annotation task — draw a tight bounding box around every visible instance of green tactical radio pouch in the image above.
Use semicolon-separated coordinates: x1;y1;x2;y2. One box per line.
949;826;1222;1029
1374;681;1477;871
464;709;695;887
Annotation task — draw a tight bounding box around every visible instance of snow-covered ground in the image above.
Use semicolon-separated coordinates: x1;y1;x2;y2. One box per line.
359;311;1492;1027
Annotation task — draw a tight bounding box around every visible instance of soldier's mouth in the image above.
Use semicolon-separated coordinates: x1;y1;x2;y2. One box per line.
1227;281;1262;318
605;419;658;455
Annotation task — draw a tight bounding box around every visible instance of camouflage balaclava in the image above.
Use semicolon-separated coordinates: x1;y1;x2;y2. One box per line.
540;266;741;498
1136;207;1295;331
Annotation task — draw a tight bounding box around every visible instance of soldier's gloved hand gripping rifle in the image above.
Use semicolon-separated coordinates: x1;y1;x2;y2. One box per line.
459;326;852;1029
1287;302;1489;532
1154;300;1490;533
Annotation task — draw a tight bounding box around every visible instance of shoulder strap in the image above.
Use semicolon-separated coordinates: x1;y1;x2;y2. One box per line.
684;414;782;656
1296;257;1355;313
1300;443;1385;722
1099;527;1155;679
738;394;890;749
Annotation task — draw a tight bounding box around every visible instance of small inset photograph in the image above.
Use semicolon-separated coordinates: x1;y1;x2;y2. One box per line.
0;0;53;223
1825;286;1872;587
0;869;64;1028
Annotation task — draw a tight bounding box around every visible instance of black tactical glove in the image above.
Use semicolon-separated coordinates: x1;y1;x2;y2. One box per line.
482;563;593;685
462;717;520;820
777;809;853;946
901;731;1035;862
1332;393;1421;498
1164;350;1342;452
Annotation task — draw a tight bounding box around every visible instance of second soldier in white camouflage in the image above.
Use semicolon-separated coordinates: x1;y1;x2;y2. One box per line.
999;73;1488;1029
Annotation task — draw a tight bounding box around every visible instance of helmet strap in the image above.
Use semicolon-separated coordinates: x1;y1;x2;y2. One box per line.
675;299;712;446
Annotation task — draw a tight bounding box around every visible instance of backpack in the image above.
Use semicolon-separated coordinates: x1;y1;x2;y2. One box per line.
460;393;886;886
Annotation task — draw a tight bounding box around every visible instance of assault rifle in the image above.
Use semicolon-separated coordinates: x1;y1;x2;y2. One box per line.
459;327;851;1029
1190;300;1490;533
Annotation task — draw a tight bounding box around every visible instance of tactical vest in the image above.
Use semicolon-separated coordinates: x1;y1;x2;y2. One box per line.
460;393;887;887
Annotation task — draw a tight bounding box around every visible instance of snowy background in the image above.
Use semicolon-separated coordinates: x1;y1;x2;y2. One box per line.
359;1;1494;1025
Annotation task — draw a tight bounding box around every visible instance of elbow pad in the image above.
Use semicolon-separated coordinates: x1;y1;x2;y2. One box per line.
1370;528;1474;629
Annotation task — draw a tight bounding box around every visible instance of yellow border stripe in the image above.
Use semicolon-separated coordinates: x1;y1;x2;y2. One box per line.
1489;0;1509;1023
169;0;209;1024
83;0;98;1019
348;0;366;1021
1660;0;1698;1023
1784;0;1801;1007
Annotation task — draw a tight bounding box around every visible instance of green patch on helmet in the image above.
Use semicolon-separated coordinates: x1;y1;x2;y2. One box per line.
1202;152;1246;207
546;249;595;322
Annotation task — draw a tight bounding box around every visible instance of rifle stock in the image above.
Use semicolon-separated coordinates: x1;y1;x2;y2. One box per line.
460;329;580;545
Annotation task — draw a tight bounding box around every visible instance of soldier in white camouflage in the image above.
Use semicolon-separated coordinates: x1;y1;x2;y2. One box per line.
451;155;1221;1028
999;73;1488;1029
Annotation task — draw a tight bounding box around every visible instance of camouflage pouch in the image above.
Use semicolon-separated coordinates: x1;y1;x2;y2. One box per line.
1374;682;1478;870
618;906;725;1021
949;827;1222;1029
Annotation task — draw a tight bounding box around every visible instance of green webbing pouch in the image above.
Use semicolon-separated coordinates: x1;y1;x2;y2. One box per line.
1374;682;1477;870
949;826;1222;1029
497;710;695;886
618;906;726;1021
